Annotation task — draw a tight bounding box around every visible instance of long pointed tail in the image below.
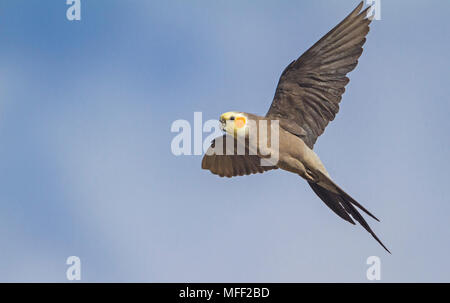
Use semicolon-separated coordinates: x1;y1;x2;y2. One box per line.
308;181;390;254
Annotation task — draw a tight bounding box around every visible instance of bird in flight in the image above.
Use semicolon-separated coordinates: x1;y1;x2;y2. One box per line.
202;2;390;253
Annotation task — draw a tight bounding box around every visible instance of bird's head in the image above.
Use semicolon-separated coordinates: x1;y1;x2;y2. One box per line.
219;111;249;137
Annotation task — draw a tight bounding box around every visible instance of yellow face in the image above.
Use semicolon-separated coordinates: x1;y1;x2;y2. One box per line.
220;111;248;136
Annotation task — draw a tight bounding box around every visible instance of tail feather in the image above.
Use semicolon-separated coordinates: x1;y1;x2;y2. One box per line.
309;182;355;225
308;181;390;254
337;187;380;222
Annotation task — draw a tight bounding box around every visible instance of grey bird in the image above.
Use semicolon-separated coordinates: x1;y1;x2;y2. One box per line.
202;2;390;253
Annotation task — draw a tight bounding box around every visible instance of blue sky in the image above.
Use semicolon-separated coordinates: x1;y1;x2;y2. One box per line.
0;0;449;282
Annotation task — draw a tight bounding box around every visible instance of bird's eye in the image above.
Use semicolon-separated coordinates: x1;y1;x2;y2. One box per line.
230;116;235;120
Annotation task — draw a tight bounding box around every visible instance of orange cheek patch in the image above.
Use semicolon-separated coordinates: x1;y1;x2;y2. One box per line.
235;117;246;129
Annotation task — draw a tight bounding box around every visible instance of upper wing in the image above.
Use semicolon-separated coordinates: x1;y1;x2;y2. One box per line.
201;135;278;178
266;2;372;148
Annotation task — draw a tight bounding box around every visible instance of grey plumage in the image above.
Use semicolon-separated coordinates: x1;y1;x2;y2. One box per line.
202;2;390;253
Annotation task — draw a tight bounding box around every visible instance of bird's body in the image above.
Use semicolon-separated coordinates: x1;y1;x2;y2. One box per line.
277;127;329;182
201;2;390;253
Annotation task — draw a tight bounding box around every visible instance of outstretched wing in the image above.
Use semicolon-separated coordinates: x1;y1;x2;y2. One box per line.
266;2;372;148
201;135;278;178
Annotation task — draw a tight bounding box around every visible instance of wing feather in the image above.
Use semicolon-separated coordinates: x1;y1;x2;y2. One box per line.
201;135;278;178
266;2;372;148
